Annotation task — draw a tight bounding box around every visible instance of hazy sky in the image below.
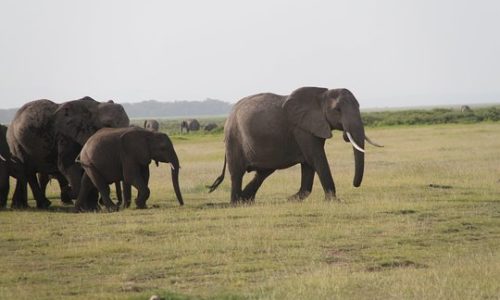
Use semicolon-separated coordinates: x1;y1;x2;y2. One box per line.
1;0;499;109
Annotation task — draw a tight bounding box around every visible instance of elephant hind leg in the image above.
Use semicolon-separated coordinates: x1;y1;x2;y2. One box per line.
75;173;99;212
288;163;314;201
84;167;118;212
241;169;274;202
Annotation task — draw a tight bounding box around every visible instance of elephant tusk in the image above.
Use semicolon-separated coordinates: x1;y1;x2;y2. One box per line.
169;163;175;170
0;153;6;162
365;136;384;147
346;131;365;153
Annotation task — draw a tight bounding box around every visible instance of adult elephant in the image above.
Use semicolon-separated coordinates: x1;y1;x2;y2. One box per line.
3;125;70;208
180;119;200;133
143;119;160;132
204;123;218;132
7;97;130;208
208;87;382;203
76;127;183;211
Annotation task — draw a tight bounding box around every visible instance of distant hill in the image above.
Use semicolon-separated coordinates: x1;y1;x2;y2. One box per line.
122;98;232;119
0;98;233;124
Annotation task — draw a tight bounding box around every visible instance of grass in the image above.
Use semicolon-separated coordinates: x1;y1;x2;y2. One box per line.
1;123;499;299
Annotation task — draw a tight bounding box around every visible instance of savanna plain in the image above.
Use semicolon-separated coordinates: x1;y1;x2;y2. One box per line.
1;122;499;299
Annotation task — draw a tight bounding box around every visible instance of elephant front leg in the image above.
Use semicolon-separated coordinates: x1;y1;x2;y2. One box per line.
12;178;28;208
288;163;314;201
294;130;336;200
27;173;51;209
126;165;150;209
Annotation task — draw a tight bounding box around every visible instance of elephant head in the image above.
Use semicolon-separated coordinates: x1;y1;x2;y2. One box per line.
283;87;380;188
54;97;130;145
120;129;184;206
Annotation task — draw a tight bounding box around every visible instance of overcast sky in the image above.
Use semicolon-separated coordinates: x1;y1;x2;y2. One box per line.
1;0;499;109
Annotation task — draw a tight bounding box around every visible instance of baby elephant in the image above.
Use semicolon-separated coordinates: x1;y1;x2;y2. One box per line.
75;127;183;212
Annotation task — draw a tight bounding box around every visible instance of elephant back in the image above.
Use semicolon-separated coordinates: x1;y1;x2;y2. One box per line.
7;99;59;164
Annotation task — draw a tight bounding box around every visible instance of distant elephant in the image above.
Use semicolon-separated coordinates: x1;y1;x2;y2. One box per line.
143;119;160;132
7;97;129;208
180;119;200;133
75;127;183;211
208;87;382;203
461;105;472;113
204;123;218;132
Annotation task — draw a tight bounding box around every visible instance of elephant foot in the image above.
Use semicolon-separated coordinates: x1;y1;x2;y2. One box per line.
106;205;120;213
135;203;148;209
287;191;310;201
75;201;100;213
36;198;52;209
60;191;73;204
11;202;30;209
324;192;339;202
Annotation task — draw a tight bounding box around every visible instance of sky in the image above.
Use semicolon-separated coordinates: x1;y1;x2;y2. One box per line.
1;0;499;109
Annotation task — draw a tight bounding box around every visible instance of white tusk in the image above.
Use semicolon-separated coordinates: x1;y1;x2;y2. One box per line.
346;131;365;153
0;153;6;162
365;136;384;147
169;163;175;170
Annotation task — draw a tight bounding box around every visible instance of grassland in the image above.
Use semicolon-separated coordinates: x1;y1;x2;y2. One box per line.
1;122;499;299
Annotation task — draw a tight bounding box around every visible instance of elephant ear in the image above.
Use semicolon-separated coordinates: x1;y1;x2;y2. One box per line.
282;87;332;139
54;97;101;145
120;129;151;166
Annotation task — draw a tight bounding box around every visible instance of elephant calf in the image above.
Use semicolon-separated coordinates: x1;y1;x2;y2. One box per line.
75;127;183;212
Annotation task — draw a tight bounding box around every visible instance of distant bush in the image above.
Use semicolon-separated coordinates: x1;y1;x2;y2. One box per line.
362;106;500;127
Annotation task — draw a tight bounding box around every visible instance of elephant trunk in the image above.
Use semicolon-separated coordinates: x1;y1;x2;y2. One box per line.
343;118;365;188
169;152;184;206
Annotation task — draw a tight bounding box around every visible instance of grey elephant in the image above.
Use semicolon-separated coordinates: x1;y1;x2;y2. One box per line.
204;123;218;132
208;87;382;203
180;119;200;133
75;126;183;211
143;119;160;132
461;105;472;113
7;97;129;208
1;124;71;208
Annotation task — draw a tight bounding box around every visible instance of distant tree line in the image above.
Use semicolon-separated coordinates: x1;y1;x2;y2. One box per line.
362;106;500;127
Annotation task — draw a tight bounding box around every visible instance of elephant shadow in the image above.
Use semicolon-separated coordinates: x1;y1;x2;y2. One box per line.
196;202;233;210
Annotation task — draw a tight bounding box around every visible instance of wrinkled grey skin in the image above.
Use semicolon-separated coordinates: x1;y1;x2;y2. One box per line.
208;87;367;203
76;127;183;212
143;119;160;132
7;97;129;209
204;123;218;132
180;119;200;133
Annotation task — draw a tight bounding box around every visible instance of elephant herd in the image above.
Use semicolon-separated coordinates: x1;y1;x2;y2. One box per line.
0;87;382;212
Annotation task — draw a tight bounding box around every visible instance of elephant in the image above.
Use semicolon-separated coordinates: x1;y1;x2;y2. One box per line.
461;105;472;113
0;124;14;208
1;124;72;208
204;123;218;132
180;119;200;133
37;173;74;205
7;97;129;209
75;126;183;211
143;119;160;132
208;87;382;203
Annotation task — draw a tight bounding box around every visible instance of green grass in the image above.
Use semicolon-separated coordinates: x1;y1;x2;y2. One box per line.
1;123;500;299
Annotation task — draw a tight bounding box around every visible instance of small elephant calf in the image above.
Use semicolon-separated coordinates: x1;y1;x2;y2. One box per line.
75;127;184;211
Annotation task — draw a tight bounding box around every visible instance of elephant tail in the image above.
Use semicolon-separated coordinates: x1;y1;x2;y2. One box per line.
206;155;226;193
